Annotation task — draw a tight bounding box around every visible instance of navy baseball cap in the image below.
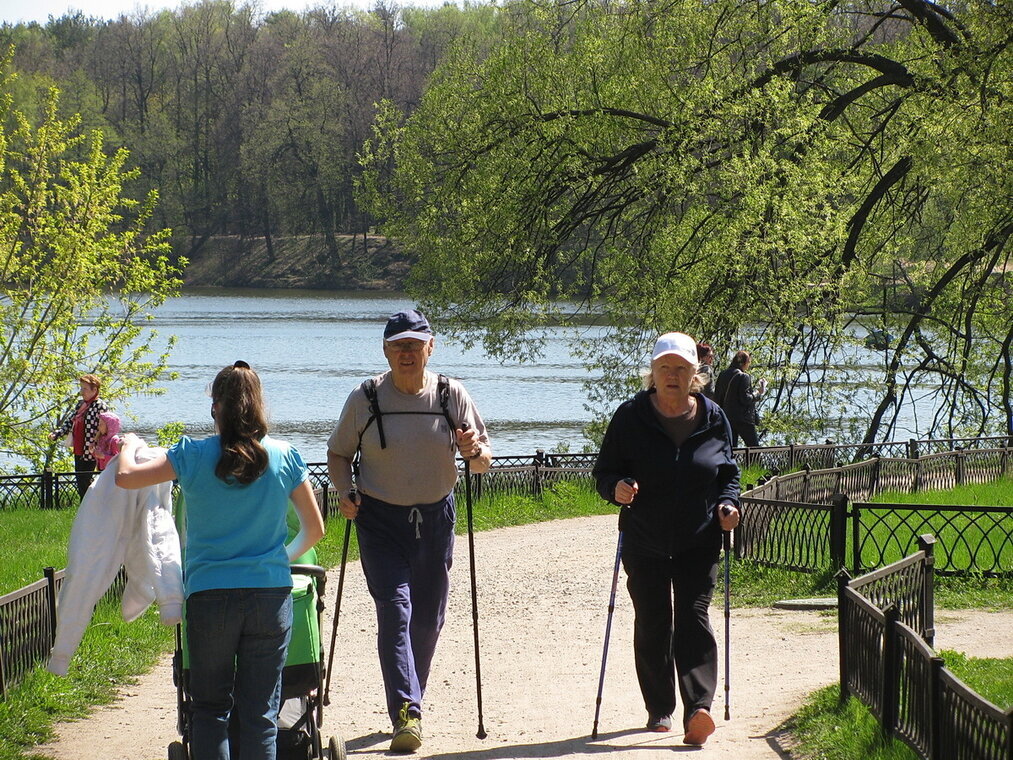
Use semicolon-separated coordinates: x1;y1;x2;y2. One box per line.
384;309;433;342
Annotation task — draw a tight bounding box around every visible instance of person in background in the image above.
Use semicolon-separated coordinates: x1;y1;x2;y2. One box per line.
116;361;325;760
714;349;765;447
327;309;491;753
696;343;716;400
593;331;740;746
50;374;109;497
90;412;123;471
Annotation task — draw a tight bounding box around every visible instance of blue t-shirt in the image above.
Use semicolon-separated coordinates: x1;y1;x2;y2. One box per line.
167;434;309;597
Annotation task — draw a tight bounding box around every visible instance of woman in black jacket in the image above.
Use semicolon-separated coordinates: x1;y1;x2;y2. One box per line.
593;331;740;746
714;350;765;447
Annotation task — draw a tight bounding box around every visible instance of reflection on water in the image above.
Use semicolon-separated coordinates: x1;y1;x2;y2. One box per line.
120;288;600;459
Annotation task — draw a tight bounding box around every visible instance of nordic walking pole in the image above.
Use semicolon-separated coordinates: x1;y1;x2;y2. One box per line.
461;424;487;739
324;488;354;707
591;529;623;740
592;477;634;740
722;506;732;721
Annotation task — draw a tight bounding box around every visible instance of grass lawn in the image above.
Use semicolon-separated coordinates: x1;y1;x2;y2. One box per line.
0;599;173;760
0;510;78;593
788;651;1012;760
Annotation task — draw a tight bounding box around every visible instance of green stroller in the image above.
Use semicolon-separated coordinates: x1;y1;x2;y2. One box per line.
167;493;346;760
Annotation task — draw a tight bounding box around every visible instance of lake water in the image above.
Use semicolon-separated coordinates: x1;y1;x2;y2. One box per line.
119;288;603;460
59;289;951;469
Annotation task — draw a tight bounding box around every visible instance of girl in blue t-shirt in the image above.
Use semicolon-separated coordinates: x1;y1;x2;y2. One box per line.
117;361;325;760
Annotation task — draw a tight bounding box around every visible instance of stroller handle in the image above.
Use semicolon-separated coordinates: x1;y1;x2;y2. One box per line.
290;563;327;581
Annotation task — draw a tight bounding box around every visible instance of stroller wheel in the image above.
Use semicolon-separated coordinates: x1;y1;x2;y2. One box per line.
167;740;188;760
327;735;346;760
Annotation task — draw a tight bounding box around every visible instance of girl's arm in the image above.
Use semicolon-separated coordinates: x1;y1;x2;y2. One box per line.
115;433;177;489
287;478;326;562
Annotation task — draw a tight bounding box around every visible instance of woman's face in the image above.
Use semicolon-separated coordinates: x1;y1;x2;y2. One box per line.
79;381;99;401
652;355;695;402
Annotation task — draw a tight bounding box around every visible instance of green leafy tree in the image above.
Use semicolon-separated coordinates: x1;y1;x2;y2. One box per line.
361;0;1013;444
0;56;183;470
240;12;348;267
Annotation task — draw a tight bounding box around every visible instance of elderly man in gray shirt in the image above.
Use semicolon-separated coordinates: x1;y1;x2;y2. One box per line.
327;309;491;753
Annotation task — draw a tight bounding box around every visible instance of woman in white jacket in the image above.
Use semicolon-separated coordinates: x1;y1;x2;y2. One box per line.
117;361;325;760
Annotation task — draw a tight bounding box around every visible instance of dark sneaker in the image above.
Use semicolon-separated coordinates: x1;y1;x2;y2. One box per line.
646;714;673;732
683;708;715;746
390;702;422;753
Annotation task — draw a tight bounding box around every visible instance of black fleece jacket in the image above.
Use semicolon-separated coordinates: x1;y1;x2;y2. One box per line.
593;390;740;558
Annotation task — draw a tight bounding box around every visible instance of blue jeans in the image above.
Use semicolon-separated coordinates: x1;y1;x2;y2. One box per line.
355;492;455;725
186;588;293;760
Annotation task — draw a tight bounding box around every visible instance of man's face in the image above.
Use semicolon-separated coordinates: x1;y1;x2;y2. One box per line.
383;338;434;381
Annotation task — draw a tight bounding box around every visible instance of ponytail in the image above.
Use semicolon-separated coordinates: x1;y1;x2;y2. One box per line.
211;361;269;485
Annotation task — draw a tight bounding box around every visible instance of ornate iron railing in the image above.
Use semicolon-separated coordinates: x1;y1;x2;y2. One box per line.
838;538;1012;760
852;503;1013;577
0;566;125;698
740;448;1013;577
733;497;841;573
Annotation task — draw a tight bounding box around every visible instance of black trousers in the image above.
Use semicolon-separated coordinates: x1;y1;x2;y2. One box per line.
730;420;760;448
622;544;720;724
73;455;96;498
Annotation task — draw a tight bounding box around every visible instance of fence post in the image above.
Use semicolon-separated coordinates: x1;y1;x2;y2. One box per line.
44;566;58;646
801;464;811;503
0;610;6;699
788;443;796;471
929;655;944;760
319;482;330;519
42;469;54;510
836;568;852;705
869;456;881;498
1006;707;1013;760
851;501;862;575
918;534;936;647
830;493;848;570
881;603;900;741
954;448;965;486
907;438;919;460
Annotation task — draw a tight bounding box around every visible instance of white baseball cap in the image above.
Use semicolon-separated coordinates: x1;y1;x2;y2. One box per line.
651;332;699;365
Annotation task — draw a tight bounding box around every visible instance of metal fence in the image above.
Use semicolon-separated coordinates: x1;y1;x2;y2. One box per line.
838;536;1012;760
5;436;1009;511
0;567;125;699
306;451;597;505
740;448;1013;577
0;470;96;511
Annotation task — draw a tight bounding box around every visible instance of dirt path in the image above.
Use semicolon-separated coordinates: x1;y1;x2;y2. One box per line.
36;515;1013;760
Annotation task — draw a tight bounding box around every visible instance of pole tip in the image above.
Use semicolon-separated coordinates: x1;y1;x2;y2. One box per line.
724;706;730;721
477;728;487;740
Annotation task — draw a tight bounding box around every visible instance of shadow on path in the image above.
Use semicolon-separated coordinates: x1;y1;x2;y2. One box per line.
343;728;728;758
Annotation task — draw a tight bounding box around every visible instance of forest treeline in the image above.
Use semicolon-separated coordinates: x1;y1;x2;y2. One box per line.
1;0;501;270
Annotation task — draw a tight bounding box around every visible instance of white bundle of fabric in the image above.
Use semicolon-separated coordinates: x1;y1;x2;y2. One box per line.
47;446;183;677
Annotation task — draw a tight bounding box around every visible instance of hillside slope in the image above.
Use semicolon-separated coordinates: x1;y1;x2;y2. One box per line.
180;233;410;290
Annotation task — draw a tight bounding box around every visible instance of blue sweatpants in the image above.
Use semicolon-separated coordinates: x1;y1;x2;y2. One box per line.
355;491;455;725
